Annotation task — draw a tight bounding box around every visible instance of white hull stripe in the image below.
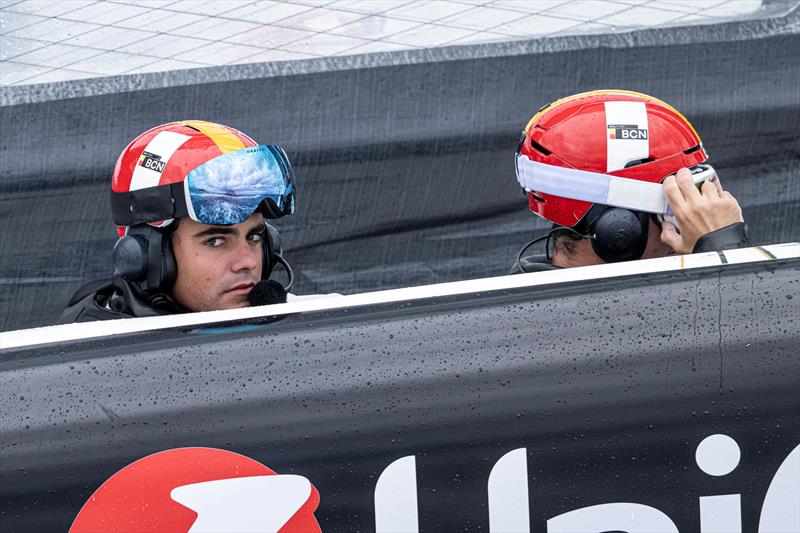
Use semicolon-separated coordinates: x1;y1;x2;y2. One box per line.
1;243;797;350
129;131;192;191
605;101;649;172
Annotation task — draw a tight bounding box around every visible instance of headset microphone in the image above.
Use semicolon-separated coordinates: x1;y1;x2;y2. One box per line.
247;280;287;306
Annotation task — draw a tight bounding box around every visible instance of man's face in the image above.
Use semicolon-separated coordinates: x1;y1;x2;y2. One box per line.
170;213;265;312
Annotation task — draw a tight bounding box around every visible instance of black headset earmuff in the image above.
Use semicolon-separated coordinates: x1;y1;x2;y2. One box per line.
264;223;294;292
261;223;280;281
585;205;650;263
112;224;177;292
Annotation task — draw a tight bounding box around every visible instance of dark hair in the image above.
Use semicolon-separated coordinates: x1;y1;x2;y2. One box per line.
551;226;584;258
164;218;182;244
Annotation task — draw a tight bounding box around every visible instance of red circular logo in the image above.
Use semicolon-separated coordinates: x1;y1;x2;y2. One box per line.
71;447;320;532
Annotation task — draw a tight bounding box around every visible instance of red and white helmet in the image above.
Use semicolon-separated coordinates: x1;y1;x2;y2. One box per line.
516;90;708;227
111;120;296;236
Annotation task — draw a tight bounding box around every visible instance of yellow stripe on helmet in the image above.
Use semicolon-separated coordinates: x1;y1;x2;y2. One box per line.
180;120;246;154
524;89;699;139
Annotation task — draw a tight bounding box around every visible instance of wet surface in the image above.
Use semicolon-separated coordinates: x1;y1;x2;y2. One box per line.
1;29;799;331
1;261;798;531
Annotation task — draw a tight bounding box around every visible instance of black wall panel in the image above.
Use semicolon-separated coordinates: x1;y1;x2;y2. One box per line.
1;26;798;331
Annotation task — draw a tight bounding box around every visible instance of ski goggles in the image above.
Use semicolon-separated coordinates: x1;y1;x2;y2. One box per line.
515;153;716;215
184;145;295;225
112;145;296;227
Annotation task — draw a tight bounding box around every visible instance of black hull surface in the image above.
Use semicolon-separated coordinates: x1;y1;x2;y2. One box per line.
2;258;798;531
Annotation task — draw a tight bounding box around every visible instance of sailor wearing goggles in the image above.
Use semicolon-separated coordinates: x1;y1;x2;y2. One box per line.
62;121;299;322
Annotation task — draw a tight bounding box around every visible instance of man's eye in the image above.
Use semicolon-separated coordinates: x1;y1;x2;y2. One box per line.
248;232;264;242
205;237;225;247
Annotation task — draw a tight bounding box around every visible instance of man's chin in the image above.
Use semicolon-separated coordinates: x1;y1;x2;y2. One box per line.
216;293;251;310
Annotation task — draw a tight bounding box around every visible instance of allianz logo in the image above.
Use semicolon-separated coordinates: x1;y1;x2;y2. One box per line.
374;435;799;532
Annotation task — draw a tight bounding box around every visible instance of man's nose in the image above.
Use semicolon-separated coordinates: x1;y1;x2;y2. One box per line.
230;238;260;272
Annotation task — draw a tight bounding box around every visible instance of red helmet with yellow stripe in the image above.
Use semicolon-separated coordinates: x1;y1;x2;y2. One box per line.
516;90;708;227
111;120;296;236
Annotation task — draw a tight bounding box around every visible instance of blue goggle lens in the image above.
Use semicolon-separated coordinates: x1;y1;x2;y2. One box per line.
185;145;296;225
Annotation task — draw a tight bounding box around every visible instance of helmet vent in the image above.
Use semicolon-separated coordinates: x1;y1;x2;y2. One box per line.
624;157;655;168
684;144;702;155
529;139;552;156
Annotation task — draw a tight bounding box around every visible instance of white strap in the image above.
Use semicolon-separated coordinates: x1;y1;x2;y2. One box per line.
516;155;669;214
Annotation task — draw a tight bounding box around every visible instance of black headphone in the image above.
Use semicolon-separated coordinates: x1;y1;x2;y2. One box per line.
112;222;293;293
515;205;650;270
584;204;650;263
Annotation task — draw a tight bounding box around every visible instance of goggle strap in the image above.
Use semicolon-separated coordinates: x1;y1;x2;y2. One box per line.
516;155;668;214
182;177;198;222
111;182;190;227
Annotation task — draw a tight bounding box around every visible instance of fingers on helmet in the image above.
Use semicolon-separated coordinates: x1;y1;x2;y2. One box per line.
700;178;720;198
676;168;702;204
663;175;687;216
710;174;724;193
